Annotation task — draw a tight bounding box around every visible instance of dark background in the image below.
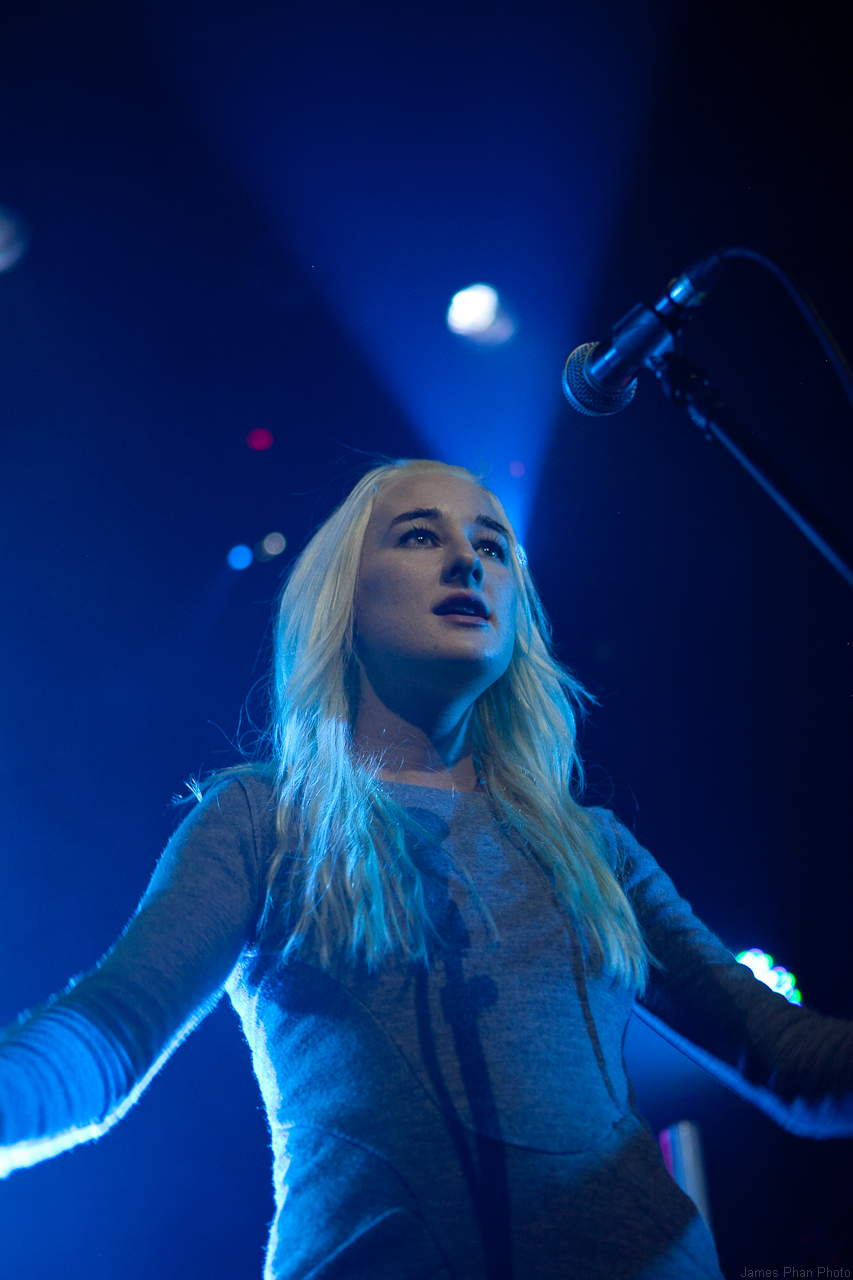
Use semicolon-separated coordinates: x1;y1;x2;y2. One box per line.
1;1;851;1275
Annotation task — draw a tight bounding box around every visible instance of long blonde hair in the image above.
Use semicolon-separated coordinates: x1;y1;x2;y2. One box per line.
255;459;647;987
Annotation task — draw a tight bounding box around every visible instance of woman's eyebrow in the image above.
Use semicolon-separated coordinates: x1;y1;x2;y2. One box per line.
478;514;510;539
388;507;442;529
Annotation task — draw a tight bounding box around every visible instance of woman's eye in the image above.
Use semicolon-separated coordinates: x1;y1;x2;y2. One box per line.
477;539;507;561
400;527;437;546
398;528;506;560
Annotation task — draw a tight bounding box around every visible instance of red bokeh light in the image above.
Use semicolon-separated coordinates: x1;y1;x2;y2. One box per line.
509;459;525;478
247;427;274;451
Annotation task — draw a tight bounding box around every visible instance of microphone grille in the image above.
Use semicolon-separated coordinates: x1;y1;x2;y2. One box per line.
562;343;638;417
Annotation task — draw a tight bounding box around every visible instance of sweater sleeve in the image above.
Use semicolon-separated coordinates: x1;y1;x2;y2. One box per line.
0;774;273;1177
599;811;853;1138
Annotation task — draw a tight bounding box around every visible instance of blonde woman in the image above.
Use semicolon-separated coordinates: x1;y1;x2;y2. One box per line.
1;459;851;1279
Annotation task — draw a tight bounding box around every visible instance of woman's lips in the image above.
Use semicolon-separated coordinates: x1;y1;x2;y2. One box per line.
433;594;490;619
436;612;489;625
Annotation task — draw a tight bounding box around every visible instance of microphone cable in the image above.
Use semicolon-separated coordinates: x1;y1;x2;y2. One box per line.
718;247;853;411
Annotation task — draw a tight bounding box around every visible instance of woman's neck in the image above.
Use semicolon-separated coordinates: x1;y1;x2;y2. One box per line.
352;670;479;791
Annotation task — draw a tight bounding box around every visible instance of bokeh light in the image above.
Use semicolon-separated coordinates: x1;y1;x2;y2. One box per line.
447;284;498;334
246;427;274;451
262;532;286;556
227;544;253;570
255;531;287;561
446;284;515;347
737;948;802;1005
509;460;525;478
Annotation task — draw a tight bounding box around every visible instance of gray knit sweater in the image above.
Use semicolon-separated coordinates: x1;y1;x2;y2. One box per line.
2;775;852;1279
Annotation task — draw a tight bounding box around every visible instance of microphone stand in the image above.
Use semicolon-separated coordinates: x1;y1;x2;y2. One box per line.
649;350;853;591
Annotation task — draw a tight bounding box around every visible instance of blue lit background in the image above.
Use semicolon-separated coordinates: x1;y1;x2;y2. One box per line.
130;0;677;536
1;1;852;1275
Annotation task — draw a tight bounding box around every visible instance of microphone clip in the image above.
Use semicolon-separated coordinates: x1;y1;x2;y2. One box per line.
562;253;728;417
648;350;721;441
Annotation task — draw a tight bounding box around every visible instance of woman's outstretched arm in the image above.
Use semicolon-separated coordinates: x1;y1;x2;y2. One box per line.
600;812;853;1138
0;774;272;1177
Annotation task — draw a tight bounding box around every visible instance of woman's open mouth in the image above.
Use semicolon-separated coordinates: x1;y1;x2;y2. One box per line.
433;593;490;622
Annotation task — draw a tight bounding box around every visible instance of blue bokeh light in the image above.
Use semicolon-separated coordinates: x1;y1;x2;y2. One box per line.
227;544;253;570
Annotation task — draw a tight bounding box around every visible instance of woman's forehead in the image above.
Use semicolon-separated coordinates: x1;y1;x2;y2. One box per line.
371;472;500;523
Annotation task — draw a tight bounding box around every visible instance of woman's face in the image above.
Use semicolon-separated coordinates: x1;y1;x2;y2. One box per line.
354;472;519;709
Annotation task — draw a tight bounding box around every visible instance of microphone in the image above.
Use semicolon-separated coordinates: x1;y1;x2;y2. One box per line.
562;253;727;416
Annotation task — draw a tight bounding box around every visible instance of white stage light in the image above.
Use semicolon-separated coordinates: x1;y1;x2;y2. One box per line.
447;284;499;335
446;284;515;345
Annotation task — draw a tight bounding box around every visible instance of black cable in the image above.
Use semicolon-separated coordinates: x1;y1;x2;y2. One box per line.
720;246;853;411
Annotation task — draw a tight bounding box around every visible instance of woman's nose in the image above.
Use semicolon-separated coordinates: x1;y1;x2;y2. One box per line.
443;543;483;586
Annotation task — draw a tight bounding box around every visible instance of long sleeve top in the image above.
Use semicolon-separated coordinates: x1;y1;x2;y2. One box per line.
2;774;852;1279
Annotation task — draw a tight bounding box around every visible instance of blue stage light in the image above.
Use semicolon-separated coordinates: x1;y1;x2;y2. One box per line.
0;206;28;273
227;544;253;570
736;948;802;1005
156;4;675;542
